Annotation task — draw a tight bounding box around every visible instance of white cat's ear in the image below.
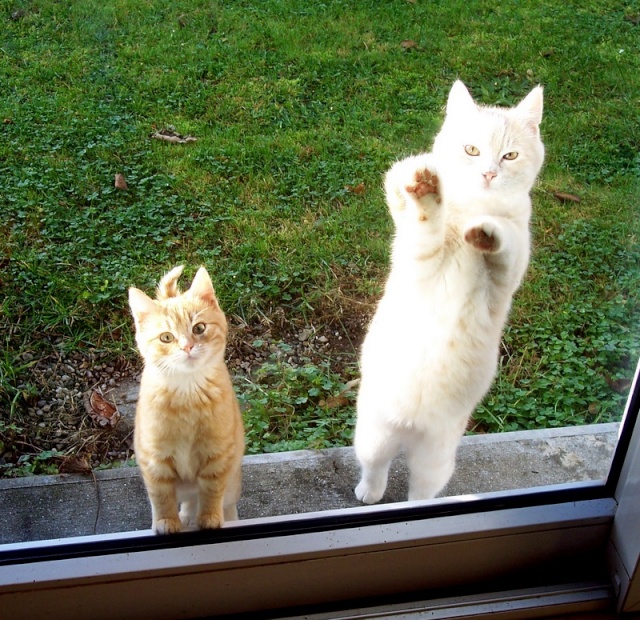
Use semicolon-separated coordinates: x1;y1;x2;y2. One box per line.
515;86;544;132
128;288;158;326
188;267;219;307
446;80;477;117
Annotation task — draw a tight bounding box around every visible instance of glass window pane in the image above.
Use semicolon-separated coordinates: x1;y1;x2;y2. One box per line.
0;0;637;549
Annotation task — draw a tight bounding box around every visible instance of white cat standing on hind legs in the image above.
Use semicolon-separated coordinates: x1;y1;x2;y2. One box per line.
354;80;545;504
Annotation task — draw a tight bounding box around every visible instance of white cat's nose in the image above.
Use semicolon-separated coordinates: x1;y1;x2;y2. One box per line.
483;171;497;184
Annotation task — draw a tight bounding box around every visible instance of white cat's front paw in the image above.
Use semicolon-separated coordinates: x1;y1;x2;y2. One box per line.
385;154;440;216
405;168;439;199
355;480;385;505
463;219;503;253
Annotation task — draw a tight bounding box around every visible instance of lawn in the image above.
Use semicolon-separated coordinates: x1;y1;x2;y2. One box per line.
1;0;638;475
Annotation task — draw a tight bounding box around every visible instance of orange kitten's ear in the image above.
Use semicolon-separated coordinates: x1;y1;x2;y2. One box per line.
515;86;544;133
188;267;219;307
157;265;184;300
128;287;158;326
445;80;477;117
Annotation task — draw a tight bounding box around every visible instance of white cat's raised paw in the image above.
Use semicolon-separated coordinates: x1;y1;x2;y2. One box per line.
385;154;440;219
463;220;503;253
405;168;439;200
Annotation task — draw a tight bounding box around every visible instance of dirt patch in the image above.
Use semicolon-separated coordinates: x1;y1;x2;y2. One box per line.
1;298;376;477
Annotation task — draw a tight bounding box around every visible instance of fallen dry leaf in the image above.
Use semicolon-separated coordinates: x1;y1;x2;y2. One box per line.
319;378;360;409
58;455;93;475
323;395;350;409
150;128;197;144
346;182;366;195
605;376;632;394
401;40;418;50
114;173;128;190
553;191;581;203
86;390;120;427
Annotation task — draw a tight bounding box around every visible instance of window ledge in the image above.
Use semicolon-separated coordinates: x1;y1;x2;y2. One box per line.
0;422;619;545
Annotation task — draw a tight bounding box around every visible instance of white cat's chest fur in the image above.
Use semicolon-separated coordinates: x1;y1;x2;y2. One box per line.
360;199;529;431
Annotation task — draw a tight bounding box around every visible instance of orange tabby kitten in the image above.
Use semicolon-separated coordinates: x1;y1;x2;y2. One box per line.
128;266;244;534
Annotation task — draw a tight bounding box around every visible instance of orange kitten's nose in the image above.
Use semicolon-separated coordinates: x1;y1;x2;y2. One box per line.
179;337;194;354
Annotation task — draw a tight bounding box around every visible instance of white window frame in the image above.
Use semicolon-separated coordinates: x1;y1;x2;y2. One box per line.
0;360;638;619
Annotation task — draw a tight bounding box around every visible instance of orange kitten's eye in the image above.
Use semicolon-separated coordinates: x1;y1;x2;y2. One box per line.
192;323;206;335
503;151;519;160
159;332;174;343
464;145;480;156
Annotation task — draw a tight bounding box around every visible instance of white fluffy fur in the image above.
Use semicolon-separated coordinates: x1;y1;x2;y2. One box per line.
354;81;544;504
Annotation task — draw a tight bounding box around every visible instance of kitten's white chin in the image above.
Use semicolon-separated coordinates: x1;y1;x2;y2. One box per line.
149;351;211;378
175;354;209;373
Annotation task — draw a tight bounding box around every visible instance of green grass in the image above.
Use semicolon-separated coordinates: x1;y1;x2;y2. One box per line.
237;343;359;455
1;0;639;463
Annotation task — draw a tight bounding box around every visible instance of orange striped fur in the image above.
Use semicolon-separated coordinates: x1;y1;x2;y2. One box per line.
128;266;244;534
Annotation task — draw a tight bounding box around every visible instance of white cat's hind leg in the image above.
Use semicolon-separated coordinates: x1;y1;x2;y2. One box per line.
404;429;461;501
354;417;402;504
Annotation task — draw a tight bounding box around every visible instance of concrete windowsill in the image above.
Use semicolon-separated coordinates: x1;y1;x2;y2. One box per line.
0;423;619;545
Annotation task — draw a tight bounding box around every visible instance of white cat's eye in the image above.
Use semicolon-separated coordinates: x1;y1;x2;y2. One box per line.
503;151;519;160
464;145;480;156
159;332;174;343
192;322;206;335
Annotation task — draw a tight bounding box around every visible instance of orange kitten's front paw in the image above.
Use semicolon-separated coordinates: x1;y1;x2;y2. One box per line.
406;169;439;200
198;512;223;530
154;517;183;535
